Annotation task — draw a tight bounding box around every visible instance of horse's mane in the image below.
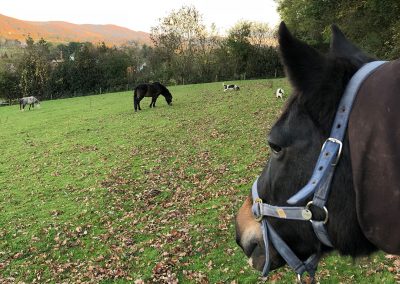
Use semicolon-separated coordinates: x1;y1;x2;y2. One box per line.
291;56;368;136
153;82;172;98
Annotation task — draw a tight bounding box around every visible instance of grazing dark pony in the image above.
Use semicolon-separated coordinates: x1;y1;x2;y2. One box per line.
133;82;172;112
235;22;400;282
19;96;40;110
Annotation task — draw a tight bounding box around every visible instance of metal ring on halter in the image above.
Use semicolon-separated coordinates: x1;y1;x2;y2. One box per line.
306;201;329;224
253;198;263;222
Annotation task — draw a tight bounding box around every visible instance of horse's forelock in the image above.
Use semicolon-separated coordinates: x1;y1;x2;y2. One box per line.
290;58;359;136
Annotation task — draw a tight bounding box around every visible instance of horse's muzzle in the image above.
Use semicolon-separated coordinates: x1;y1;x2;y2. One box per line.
235;196;286;273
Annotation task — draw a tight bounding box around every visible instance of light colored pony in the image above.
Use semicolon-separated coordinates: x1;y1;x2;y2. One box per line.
19;96;40;110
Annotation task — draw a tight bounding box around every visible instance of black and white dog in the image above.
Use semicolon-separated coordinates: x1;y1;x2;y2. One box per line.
275;88;284;99
223;83;240;91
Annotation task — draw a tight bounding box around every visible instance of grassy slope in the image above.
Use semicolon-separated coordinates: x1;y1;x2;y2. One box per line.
0;79;397;283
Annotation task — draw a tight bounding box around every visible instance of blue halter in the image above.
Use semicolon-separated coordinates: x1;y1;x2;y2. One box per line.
251;61;387;282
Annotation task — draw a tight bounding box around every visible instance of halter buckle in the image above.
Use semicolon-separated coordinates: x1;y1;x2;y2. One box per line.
322;138;343;166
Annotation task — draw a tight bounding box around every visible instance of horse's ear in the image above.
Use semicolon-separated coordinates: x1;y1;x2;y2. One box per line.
330;24;374;67
278;22;326;94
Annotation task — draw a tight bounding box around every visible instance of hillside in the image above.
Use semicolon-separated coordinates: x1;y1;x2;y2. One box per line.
0;13;151;45
0;79;398;282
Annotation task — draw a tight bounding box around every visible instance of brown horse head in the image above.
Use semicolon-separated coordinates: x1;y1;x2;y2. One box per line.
235;22;379;277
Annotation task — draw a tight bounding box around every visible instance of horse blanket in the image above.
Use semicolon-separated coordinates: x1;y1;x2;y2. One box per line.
349;59;400;254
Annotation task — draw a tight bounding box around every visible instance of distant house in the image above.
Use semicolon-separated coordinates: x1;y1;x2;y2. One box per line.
50;50;64;67
51;50;76;67
50;58;64;67
5;63;16;73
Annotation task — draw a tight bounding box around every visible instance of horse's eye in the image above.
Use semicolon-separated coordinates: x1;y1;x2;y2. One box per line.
268;141;282;154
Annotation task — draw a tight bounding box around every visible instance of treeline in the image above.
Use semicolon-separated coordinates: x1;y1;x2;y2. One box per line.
0;38;135;102
149;6;282;85
0;6;283;102
277;0;400;59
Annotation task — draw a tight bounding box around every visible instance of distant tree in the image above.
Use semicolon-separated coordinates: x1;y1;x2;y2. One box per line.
276;0;400;58
249;22;275;47
70;43;101;95
195;23;221;82
19;37;51;99
247;22;282;78
121;44;150;85
150;5;207;84
225;21;253;79
0;69;20;103
246;45;283;79
47;60;74;99
97;46;132;91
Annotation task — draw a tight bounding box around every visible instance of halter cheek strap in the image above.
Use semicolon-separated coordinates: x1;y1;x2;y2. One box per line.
288;60;388;205
287;60;387;247
250;60;387;282
252;179;320;279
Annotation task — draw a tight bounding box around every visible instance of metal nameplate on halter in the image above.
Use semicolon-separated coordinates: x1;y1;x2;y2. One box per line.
253;198;263;222
276;208;287;218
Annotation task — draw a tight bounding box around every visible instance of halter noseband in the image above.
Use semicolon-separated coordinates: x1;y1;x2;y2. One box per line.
251;61;387;282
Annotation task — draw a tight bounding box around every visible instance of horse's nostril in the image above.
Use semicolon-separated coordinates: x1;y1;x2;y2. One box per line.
246;242;257;256
237;236;258;258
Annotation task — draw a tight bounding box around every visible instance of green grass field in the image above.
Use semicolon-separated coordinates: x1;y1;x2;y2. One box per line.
0;79;398;283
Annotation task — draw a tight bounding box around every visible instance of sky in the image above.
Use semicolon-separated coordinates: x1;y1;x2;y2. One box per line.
1;0;281;34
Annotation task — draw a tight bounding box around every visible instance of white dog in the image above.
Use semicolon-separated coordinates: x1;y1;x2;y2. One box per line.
276;88;284;99
223;83;240;91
